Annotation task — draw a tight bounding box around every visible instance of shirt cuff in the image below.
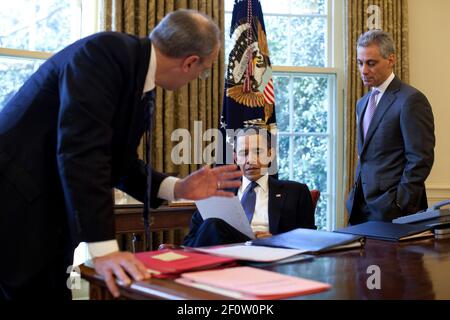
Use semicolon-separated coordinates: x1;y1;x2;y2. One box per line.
87;240;119;258
157;176;180;201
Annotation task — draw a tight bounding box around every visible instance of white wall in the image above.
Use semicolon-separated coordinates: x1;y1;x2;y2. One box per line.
409;0;450;205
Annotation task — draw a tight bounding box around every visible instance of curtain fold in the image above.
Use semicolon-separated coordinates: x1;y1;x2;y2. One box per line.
101;0;224;177
344;0;409;222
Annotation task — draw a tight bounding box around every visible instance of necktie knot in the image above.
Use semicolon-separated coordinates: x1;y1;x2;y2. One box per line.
241;181;258;222
371;88;380;99
246;181;258;192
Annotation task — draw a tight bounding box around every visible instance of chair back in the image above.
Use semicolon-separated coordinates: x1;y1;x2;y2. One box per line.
310;189;321;213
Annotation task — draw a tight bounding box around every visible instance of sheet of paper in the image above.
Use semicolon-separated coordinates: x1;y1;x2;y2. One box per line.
192;245;307;262
195;196;255;239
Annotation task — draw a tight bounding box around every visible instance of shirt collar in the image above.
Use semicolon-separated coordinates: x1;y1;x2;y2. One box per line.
241;174;269;193
143;43;157;94
373;72;395;95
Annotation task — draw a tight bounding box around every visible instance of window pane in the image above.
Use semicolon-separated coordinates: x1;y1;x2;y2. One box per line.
228;0;326;15
277;135;291;180
0;56;43;111
293;75;329;133
260;0;326;15
265;16;289;65
274;76;290;132
260;0;290;14
224;0;234;12
315;195;328;230
224;13;233;61
0;0;82;52
291;17;326;67
292;135;328;193
291;0;326;15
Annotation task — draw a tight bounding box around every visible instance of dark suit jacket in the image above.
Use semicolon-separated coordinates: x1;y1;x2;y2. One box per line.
183;177;316;245
346;76;435;222
0;32;165;286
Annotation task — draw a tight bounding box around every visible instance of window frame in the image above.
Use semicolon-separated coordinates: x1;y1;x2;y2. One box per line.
0;0;99;60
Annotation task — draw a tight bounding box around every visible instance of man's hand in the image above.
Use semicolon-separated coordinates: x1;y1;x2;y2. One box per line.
174;164;242;200
92;251;150;298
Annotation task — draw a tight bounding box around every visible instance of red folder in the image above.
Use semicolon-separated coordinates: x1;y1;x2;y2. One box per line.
176;266;331;299
135;249;236;279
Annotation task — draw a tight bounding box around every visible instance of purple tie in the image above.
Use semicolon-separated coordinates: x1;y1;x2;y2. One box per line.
363;89;380;138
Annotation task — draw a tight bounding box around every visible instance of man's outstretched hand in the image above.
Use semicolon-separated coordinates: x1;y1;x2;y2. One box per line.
174;164;242;200
92;251;150;298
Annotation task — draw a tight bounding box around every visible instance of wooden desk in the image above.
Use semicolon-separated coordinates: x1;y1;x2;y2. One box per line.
81;237;450;300
114;204;196;251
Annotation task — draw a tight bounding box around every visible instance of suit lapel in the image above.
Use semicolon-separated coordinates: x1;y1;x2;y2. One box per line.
268;177;283;234
361;77;401;156
357;94;370;154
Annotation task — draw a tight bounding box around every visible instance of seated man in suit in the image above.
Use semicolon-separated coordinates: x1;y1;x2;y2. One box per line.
183;126;316;247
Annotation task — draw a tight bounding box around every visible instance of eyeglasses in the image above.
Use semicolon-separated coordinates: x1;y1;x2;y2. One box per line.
199;68;211;80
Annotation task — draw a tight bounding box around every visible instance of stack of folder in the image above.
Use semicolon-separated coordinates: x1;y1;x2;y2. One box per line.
250;228;365;253
134;249;236;279
335;221;434;242
175;266;331;299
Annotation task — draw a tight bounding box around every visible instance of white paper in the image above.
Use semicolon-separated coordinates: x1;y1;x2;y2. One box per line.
195;196;255;239
192;245;306;262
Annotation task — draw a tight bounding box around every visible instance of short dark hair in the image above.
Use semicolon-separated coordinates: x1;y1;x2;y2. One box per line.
357;29;395;59
233;126;273;151
150;9;221;59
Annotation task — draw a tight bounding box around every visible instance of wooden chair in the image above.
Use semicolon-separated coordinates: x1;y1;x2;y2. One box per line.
310;189;321;214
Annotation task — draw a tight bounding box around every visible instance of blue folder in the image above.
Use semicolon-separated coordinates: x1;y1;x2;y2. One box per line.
335;221;433;242
250;228;364;253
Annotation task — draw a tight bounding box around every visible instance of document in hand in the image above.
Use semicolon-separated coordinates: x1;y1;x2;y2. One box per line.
250;228;364;253
175;266;331;300
335;221;433;242
134;249;236;279
195;196;255;239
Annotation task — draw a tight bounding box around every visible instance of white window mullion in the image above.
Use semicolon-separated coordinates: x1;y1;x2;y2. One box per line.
288;74;295;180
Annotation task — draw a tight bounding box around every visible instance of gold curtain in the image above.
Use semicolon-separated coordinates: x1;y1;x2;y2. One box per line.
101;0;225;177
344;0;409;221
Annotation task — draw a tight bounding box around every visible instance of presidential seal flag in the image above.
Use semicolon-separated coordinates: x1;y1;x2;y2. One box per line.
219;0;277;170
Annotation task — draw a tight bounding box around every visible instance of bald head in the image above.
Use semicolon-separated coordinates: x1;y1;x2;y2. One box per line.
150;9;221;60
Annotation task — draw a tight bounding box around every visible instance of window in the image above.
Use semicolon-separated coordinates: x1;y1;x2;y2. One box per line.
0;0;98;111
225;0;344;230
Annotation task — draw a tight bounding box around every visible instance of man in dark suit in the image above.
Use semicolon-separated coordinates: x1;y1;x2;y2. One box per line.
183;126;316;247
0;9;242;300
346;30;435;225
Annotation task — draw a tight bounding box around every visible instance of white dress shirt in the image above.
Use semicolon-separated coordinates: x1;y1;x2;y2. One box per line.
238;175;270;233
372;72;395;105
82;43;180;261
